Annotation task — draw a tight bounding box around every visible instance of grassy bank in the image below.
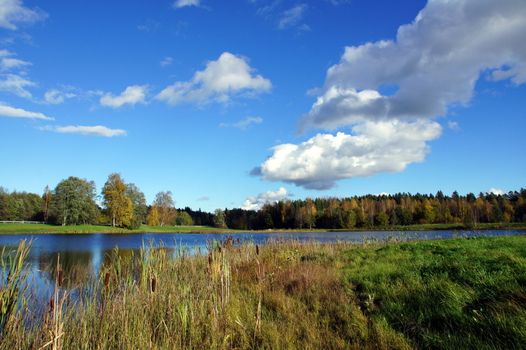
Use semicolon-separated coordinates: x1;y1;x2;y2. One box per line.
0;223;238;234
1;222;525;235
1;235;525;349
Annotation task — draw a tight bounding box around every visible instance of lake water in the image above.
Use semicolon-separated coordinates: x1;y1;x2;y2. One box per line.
1;229;524;307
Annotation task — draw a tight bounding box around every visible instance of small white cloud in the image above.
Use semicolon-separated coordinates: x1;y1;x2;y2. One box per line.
0;0;47;30
447;121;460;131
242;187;289;210
157;52;271;105
173;0;200;8
0;102;53;120
196;196;210;201
0;73;35;98
100;85;148;108
278;4;307;30
44;125;127;137
160;56;173;67
220;116;263;130
44;88;77;104
0;56;31;71
255;119;441;190
487;188;505;196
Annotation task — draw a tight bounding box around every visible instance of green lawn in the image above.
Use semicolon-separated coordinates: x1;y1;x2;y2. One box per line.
0;223;237;234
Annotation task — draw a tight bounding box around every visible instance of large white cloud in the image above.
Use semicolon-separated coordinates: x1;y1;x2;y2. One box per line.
257;120;441;190
44;125;127;137
156;52;271;105
100;85;148;108
257;0;526;190
0;102;53;120
0;0;46;30
242;187;289;210
301;0;526;130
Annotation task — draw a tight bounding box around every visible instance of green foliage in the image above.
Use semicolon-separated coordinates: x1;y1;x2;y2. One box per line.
102;173;134;228
213;208;226;228
175;211;193;226
50;177;98;226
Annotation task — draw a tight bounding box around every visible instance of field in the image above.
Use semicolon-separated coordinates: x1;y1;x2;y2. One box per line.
1;235;525;349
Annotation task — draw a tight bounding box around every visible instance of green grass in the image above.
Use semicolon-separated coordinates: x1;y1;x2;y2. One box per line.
0;223;238;234
1;236;525;349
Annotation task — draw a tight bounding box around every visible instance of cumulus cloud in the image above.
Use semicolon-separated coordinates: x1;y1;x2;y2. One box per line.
100;85;148;108
43;125;127;137
256;120;441;190
0;73;35;98
487;188;505;196
0;53;31;71
220;116;263;130
0;0;46;30
241;187;289;210
278;4;307;30
301;0;526;130
0;102;53;120
173;0;200;9
44;88;77;104
156;52;271;105
256;0;526;190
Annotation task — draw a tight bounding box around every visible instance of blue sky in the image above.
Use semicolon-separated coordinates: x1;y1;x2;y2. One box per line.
0;0;525;211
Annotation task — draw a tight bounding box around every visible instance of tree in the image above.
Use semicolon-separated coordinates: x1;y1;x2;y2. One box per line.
176;211;193;226
153;191;175;226
102;173;133;228
42;186;52;223
51;177;98;225
213;208;226;228
147;206;160;226
126;183;147;229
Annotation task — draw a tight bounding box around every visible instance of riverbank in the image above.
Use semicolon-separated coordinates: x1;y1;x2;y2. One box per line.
1;235;525;349
1;222;525;235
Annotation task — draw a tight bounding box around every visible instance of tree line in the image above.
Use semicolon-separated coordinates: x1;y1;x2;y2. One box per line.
1;176;525;230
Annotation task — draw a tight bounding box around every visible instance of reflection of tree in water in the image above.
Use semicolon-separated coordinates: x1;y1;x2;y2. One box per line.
38;251;94;288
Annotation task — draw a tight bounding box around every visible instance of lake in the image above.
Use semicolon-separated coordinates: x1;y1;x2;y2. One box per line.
1;229;524;307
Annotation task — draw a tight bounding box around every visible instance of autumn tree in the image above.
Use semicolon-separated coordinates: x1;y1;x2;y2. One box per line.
147;206;160;226
102;173;133;228
153;191;175;226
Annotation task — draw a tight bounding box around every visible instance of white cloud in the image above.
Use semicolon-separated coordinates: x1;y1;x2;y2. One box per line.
0;73;35;98
44;125;127;137
242;187;289;210
278;4;307;30
173;0;200;9
256;0;526;190
0;0;46;30
156;52;271;105
160;56;173;67
487;188;505;196
0;102;53;120
447;121;460;131
44;88;77;104
100;85;148;108
301;0;526;130
220;116;263;130
256;120;441;190
0;56;31;71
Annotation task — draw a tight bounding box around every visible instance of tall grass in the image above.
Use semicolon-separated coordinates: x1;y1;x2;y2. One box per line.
0;236;525;349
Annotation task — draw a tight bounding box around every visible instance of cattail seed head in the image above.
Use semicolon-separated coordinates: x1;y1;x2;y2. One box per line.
256;245;260;256
151;277;156;293
104;272;110;288
57;269;63;287
49;298;54;313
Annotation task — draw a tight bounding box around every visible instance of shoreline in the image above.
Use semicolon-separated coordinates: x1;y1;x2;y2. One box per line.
1;222;525;235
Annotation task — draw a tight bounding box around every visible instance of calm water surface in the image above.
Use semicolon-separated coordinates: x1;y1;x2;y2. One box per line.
0;229;524;305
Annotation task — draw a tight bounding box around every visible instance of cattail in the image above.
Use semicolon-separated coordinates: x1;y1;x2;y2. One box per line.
57;269;63;287
49;298;54;313
104;272;111;288
208;254;212;267
151;277;156;293
256;244;259;256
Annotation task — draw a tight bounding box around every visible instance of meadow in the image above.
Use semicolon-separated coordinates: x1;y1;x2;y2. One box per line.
1;235;525;349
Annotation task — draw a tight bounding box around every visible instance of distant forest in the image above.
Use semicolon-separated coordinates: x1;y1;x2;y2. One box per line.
1;174;525;230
